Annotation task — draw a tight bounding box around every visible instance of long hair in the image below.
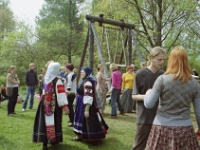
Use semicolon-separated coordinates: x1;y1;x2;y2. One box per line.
8;65;16;73
165;46;192;83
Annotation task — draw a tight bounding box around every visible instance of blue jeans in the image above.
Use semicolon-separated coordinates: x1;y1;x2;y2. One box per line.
22;86;36;109
111;88;124;116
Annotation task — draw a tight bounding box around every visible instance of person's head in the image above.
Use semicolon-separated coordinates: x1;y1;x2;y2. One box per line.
73;68;77;73
126;65;134;73
60;66;66;72
110;63;117;71
45;60;54;69
1;85;5;89
44;62;61;84
149;46;165;70
165;46;192;83
65;63;74;73
40;68;45;75
97;64;104;72
80;67;92;79
134;66;138;71
130;64;135;70
29;63;35;70
8;65;17;74
140;62;146;69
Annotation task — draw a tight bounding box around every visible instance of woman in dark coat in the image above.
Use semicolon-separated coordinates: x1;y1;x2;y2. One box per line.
33;62;69;150
72;67;108;141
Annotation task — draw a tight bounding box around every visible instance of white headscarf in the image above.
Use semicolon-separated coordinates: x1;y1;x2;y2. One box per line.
44;62;61;84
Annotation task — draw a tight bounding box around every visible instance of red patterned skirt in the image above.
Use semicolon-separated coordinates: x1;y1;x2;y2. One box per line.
146;125;200;150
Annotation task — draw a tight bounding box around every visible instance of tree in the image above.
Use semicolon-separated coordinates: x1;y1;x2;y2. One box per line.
36;0;84;63
92;0;199;61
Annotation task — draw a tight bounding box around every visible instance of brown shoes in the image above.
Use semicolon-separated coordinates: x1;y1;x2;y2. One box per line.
119;112;125;115
110;115;117;119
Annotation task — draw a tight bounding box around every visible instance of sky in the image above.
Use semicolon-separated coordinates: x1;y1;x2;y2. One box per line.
9;0;45;26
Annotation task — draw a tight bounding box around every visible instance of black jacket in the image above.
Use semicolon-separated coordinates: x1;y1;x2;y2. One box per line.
25;70;38;86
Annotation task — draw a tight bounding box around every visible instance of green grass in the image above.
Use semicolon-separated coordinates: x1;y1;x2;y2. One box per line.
0;97;137;150
1;95;198;150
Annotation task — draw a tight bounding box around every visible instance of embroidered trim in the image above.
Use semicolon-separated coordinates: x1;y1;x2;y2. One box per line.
46;125;56;142
57;84;65;93
44;82;56;116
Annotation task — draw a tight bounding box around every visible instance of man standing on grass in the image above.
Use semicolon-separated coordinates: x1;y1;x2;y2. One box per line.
131;47;165;150
22;63;38;112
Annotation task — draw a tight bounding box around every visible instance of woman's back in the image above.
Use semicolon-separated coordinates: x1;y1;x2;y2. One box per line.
156;74;200;118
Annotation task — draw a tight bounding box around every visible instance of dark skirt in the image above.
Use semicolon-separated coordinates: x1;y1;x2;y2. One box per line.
32;98;63;143
146;124;200;150
120;89;134;112
74;94;109;141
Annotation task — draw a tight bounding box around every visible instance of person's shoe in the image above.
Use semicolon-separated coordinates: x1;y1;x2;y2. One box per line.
132;110;137;113
7;113;13;116
119;111;125;115
22;108;25;112
68;123;73;127
12;112;16;114
110;115;117;119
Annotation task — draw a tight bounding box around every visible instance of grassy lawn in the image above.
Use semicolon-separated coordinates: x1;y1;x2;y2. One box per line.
0;92;198;150
0;96;137;150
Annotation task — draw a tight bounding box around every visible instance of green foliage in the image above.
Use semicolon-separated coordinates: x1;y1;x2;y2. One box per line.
0;75;6;85
36;0;85;63
92;0;200;62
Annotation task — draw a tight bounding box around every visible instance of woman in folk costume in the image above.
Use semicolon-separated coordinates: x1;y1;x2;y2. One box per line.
33;62;69;150
72;67;109;141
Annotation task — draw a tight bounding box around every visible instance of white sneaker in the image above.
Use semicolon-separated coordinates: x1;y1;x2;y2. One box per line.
22;108;25;112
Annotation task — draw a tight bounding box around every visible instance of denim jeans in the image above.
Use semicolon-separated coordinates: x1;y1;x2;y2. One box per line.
111;88;124;116
22;86;36;109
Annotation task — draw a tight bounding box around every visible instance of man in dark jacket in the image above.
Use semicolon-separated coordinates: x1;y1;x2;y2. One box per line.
22;63;38;111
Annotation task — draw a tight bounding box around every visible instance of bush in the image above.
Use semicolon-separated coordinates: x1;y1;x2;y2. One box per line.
0;76;6;86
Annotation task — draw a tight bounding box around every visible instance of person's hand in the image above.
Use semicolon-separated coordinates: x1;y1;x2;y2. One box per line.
84;111;89;118
65;90;69;95
195;128;200;140
63;106;69;115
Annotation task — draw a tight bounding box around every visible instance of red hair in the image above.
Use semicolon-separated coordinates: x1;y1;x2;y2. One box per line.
126;65;133;72
165;46;192;83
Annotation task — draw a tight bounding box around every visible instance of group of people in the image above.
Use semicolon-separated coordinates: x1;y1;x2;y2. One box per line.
32;61;108;150
3;45;200;150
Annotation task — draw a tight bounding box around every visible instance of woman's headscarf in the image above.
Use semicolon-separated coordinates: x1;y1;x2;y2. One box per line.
44;62;61;85
82;67;92;79
81;67;97;85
